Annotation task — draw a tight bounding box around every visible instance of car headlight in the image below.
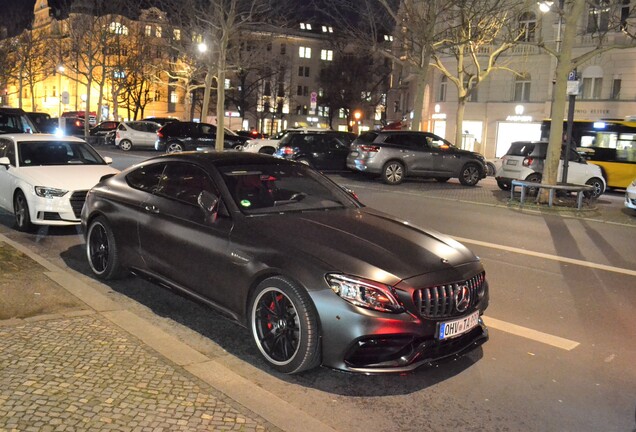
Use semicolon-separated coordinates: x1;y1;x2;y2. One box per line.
326;274;404;313
34;186;68;198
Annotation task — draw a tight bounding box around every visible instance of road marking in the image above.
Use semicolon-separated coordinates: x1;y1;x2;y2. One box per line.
454;236;636;277
483;316;580;350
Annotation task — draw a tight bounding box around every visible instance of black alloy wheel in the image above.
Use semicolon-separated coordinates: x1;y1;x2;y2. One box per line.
249;277;321;374
13;191;34;232
459;163;481;186
86;216;126;280
382;161;405;185
486;162;496;177
584;177;605;199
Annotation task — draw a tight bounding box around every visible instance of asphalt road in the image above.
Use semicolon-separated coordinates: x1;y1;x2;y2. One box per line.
1;148;634;432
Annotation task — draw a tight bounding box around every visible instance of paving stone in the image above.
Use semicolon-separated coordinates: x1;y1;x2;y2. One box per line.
0;316;273;431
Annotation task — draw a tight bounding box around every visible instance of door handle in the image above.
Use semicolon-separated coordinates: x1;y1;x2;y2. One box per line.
143;205;160;214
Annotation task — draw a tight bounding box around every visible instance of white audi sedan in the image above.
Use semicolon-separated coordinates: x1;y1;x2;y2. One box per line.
0;134;119;231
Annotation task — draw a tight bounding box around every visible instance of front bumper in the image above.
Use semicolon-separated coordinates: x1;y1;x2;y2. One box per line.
625;190;636;210
26;192;85;226
311;275;489;373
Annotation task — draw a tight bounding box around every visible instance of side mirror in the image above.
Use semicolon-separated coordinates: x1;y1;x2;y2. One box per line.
341;186;359;202
0;156;11;168
198;190;220;223
103;156;113;165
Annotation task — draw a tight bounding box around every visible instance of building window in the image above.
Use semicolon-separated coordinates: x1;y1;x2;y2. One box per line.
297;85;303;96
437;76;447;102
298;66;310;77
225;79;230;89
463;78;478;102
611;78;621;100
300;23;312;30
518;12;536;42
154;90;161;102
621;0;630;30
582;77;603;99
320;49;333;61
280;44;286;55
170;92;178;103
299;46;311;59
145;25;152;37
514;73;531;102
339;108;346;119
156;26;162;38
173;29;181;40
587;0;610;33
109;22;128;35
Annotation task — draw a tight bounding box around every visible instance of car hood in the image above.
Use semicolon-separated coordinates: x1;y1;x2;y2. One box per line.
17;165;119;190
245;208;478;285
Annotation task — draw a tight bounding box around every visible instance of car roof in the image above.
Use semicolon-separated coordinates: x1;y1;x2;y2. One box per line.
1;133;87;143
140;151;295;168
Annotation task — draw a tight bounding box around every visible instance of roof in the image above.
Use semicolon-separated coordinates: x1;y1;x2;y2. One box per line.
2;133;87;143
144;151;293;168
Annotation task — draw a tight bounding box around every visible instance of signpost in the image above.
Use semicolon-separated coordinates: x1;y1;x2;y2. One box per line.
563;69;578;183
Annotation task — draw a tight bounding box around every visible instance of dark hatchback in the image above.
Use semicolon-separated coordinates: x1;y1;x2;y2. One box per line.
155;121;247;153
82;152;489;374
274;131;356;170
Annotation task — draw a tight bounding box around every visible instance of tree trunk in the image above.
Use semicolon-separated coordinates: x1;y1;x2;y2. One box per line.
455;98;466;147
540;0;586;202
84;77;91;137
216;30;229;152
201;70;213;123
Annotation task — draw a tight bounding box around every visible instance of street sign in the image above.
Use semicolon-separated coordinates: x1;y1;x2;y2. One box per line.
310;91;317;110
61;91;69;105
567;80;579;96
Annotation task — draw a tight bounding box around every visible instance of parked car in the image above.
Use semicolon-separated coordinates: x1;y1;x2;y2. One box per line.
115;121;162;151
62;111;96;126
0;134;118;231
242;128;339;155
155;121;247;153
235;129;265;140
624;178;636;211
0;107;38;134
495;140;606;198
90;121;120;145
485;158;502;177
347;131;487;186
274;131;354;170
81;151;489;374
142;117;180;127
26;112;57;133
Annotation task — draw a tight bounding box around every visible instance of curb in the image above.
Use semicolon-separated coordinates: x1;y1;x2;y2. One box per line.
0;232;337;432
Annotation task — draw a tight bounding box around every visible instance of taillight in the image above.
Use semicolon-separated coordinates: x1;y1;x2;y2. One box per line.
157;130;164;138
74;120;82;127
360;145;380;152
281;146;294;155
523;157;533;167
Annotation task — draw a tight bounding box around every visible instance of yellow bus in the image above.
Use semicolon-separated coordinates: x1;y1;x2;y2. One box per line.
540;120;636;189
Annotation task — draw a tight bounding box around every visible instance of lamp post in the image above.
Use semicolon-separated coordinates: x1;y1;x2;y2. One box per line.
353;110;362;135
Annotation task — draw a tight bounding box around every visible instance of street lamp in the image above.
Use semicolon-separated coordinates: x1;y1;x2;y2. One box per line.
197;42;207;53
353;110;362;135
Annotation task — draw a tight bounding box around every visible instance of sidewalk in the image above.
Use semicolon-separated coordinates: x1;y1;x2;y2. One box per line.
0;235;336;432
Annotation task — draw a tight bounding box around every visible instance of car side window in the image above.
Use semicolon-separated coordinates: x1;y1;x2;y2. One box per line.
383;134;414;148
157;162;218;206
0;139;16;166
200;124;215;136
126;163;166;192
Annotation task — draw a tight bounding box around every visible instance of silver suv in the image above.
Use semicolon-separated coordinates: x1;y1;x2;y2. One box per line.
347;131;487;186
495;141;606;198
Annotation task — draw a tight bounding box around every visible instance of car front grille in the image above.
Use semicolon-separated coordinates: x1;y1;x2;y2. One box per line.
415;272;485;318
69;190;88;218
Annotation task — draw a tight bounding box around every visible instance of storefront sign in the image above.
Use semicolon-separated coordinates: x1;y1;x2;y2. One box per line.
432;113;446;120
505;115;533;122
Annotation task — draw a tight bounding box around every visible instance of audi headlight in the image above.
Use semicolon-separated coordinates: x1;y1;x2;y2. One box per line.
35;186;68;198
326;274;404;313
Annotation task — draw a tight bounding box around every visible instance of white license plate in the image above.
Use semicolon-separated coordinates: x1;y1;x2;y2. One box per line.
506;159;518;166
437;311;480;340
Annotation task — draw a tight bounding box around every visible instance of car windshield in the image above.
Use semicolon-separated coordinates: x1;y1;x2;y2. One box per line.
18;141;105;166
218;163;358;215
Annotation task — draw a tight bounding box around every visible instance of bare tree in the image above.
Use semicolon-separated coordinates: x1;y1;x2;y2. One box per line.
11;29;53;111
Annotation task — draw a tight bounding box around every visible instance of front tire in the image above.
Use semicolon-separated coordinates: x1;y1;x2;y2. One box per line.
459;163;481;186
584;177;605;199
249;276;321;374
525;173;542;196
13;191;34;232
119;139;132;151
497;180;511;191
486;162;496;177
382;161;405;185
86;216;126;280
